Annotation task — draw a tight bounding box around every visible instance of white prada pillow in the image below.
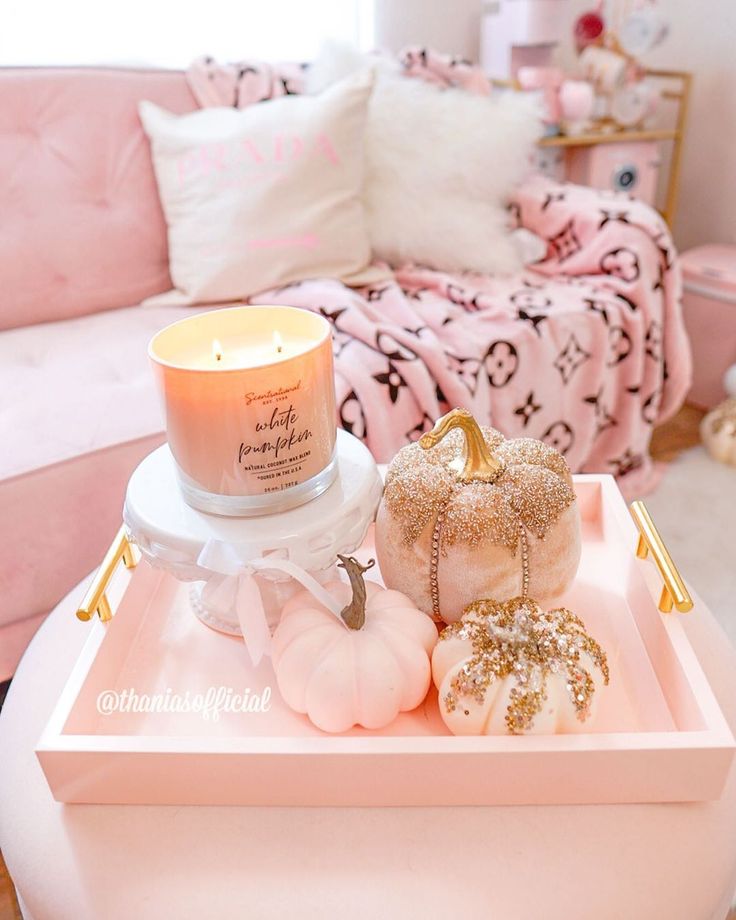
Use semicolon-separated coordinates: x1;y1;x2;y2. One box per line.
140;71;377;303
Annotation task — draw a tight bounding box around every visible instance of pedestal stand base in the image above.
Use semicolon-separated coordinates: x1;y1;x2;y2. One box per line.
189;584;242;636
124;430;382;636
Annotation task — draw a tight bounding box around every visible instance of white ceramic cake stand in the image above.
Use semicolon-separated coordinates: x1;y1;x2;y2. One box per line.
123;430;383;639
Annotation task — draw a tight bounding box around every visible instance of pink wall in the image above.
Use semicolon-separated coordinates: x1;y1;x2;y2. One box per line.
375;0;735;251
374;0;481;62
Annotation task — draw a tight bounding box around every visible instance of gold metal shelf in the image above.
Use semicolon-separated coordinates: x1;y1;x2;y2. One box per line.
630;500;693;614
76;526;138;622
539;127;677;148
530;68;691;227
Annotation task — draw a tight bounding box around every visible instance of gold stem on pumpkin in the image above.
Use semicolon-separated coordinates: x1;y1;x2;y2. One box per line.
419;408;504;483
336;555;376;630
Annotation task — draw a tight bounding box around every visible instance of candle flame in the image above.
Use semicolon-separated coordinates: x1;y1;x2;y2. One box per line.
212;339;223;362
273;330;284;354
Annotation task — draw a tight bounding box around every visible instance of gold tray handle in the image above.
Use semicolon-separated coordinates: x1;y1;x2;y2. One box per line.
630;500;693;614
76;526;138;622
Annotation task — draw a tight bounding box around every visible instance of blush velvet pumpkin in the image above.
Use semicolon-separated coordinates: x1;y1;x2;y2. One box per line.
375;409;582;623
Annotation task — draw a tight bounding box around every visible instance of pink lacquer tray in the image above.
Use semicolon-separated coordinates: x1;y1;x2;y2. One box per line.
36;475;735;806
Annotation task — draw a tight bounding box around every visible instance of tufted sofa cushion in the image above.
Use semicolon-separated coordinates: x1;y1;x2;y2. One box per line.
0;67;197;331
0;304;198;480
0;303;198;678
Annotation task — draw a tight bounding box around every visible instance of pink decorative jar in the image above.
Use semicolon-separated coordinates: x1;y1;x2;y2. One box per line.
517;66;564;126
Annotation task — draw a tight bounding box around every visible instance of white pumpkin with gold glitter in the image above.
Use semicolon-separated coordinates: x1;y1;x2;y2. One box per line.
432;596;609;735
375;408;581;624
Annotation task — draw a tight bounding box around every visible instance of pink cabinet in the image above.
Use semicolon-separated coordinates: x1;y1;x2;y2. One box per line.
565;140;662;205
680;245;736;408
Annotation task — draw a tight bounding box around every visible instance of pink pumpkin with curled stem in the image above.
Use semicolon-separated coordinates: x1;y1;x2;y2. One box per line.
271;555;438;733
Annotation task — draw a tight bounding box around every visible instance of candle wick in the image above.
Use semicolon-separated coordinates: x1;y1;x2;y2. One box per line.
276;345;283;354
216;352;222;362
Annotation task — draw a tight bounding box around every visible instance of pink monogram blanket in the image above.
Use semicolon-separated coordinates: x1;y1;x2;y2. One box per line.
185;53;691;495
187;46;490;107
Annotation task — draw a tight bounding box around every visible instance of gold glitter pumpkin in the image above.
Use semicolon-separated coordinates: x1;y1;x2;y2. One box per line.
375;408;581;623
432;596;609;735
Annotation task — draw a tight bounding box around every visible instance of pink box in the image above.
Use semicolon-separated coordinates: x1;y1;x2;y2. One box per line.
565;140;661;205
480;0;569;79
36;475;734;806
681;244;736;409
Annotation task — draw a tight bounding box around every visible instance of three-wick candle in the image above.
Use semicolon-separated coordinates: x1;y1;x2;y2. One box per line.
149;305;337;516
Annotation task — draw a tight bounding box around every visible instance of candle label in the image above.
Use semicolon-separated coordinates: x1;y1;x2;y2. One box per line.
237;392;317;493
152;307;336;502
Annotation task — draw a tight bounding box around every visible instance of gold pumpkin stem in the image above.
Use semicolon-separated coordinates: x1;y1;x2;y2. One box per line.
337;555;376;630
419;408;504;483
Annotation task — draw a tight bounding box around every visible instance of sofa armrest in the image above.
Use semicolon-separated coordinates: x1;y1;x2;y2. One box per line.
509;174;677;282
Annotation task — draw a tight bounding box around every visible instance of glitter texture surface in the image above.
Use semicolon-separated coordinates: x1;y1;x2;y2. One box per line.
383;427;575;552
438;597;609;734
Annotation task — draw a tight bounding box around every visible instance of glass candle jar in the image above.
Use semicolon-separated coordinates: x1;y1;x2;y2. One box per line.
149;305;337;516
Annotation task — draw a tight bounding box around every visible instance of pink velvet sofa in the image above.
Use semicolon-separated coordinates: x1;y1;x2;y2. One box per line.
0;66;689;681
0;68;206;678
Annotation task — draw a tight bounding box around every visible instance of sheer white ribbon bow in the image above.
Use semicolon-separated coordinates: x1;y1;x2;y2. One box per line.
197;539;344;667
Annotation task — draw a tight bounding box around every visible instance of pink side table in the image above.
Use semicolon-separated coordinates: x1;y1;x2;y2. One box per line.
1;576;736;920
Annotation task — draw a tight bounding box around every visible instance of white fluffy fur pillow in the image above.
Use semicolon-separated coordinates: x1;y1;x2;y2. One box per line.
308;46;542;275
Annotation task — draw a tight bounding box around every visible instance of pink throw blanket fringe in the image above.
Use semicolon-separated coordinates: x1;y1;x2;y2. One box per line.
184;52;691;497
187;47;490;109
